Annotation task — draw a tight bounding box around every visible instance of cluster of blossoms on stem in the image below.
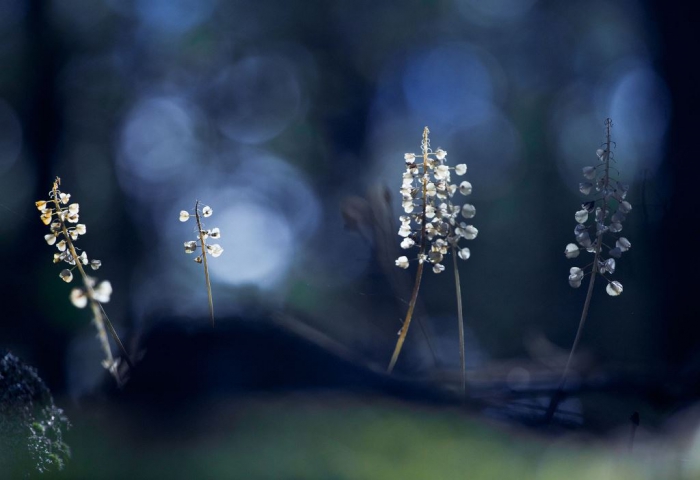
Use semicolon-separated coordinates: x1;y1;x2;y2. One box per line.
179;203;224;261
395;127;477;273
565;119;631;296
36;181;111;308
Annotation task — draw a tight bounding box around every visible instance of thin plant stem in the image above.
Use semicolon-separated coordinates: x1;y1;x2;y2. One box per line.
451;245;466;398
195;200;215;327
387;260;424;373
545;120;612;422
388;127;430;373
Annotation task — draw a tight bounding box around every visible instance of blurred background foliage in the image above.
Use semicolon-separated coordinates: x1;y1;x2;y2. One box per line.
0;0;698;476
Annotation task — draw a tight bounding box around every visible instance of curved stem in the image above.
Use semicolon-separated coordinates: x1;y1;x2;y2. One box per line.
545;120;612;422
388;127;430;373
195;200;215;327
51;180;132;382
452;246;466;398
388;261;425;373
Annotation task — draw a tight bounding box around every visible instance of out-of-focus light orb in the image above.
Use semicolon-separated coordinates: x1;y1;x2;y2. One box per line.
606;64;671;176
444;111;523;200
134;0;218;34
211;202;294;289
213;55;302;144
455;0;539;24
226;149;320;241
118;96;204;189
402;44;496;129
0;99;22;174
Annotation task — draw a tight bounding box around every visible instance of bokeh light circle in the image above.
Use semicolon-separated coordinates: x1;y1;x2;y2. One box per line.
212;56;301;144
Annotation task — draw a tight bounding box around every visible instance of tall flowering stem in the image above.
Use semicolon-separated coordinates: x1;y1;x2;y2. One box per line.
388;128;429;373
390;127;477;379
546;119;632;422
195;200;215;326
180;201;224;327
37;177;132;385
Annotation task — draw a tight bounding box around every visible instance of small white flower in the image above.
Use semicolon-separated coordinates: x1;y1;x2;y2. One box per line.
458;181;472;196
606;281;623;296
619;201;632;213
434;165;450;180
59;193;71;204
207;244;224;257
194;256;203;264
90;259;102;270
400;238;415;249
184;241;197;253
455;164;467;176
93;280;112;303
202;206;213;217
402;199;415;213
179;211;190;222
448;184;457;197
435;149;447;160
70;288;87;308
57;240;67;252
404;153;416;163
66;213;79;223
44;234;57;246
209;227;221;239
603;258;615;274
68;203;79;215
616;237;631;252
424;205;436;219
36;200;48;211
596;148;606;160
569;267;584;288
579;182;593;195
564;243;580;259
457;224;478;240
575;209;588;224
432;263;445;274
433;238;448;254
59;269;73;283
457;247;471;260
461;204;475;219
428;250;443;264
426;183;437;197
40;211;53;225
78;251;88;265
398;224;411;237
75;224;86;235
582;166;596;179
395;256;409;269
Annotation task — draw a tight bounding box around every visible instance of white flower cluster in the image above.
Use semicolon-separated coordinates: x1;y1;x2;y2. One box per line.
36;183;111;308
180;203;224;261
395;128;477;274
564;126;631;296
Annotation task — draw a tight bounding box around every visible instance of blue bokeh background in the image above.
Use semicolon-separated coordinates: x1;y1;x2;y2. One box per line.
0;0;693;412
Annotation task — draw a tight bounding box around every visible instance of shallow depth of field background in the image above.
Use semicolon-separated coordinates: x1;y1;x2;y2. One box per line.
1;0;698;464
